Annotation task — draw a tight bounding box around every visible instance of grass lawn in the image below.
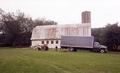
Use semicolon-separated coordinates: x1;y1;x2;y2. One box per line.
0;48;120;73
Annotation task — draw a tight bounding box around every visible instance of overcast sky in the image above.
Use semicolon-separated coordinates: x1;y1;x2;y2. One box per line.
0;0;120;28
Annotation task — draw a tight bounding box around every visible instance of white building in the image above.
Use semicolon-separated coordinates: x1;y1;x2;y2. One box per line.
31;11;91;48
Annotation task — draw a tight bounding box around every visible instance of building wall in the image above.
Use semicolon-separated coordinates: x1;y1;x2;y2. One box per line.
32;39;61;48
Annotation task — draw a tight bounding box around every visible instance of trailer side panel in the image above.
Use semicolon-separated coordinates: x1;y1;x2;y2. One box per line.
61;36;94;48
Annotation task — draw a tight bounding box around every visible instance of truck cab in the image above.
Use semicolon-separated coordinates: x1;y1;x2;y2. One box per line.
91;42;108;53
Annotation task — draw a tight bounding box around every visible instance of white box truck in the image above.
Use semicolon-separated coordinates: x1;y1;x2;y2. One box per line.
60;36;108;53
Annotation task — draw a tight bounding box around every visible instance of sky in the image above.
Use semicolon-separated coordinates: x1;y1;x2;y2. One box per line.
0;0;120;28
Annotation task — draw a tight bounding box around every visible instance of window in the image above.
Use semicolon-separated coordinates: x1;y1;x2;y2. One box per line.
42;41;44;44
56;40;58;44
51;40;54;44
47;40;49;44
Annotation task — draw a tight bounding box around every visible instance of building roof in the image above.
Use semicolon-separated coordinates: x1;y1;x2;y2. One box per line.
31;23;91;40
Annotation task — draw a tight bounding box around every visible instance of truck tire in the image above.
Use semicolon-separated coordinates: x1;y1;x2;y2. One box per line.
100;49;105;53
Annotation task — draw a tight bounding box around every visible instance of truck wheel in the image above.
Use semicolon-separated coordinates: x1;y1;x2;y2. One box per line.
100;49;105;53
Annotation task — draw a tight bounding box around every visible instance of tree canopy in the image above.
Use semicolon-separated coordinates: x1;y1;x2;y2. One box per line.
92;23;120;51
0;8;57;47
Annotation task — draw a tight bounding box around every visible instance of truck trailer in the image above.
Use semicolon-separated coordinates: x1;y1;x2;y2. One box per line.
60;36;108;53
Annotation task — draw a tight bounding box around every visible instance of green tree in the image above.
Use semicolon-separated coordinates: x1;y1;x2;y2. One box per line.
104;23;120;51
92;28;105;44
92;23;120;51
0;9;57;47
34;18;57;27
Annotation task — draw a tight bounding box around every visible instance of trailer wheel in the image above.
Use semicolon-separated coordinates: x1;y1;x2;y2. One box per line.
73;48;77;52
69;48;77;52
69;48;74;52
100;49;105;53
